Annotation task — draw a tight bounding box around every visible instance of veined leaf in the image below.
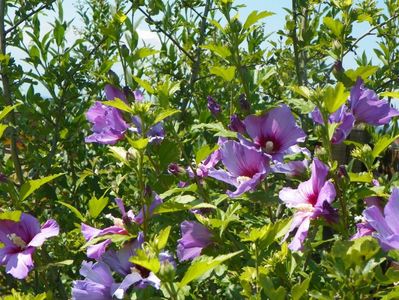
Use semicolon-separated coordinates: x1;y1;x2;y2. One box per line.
324;82;349;114
134;47;158;59
243;10;274;29
323;17;344;38
155;226;171;250
130;249;160;273
133;76;155;94
201;44;231;59
127;137;148;150
179;251;242;288
20;173;64;201
0;124;8;138
58;201;85;221
289;85;312;99
209;66;236;82
102;98;133;113
348;172;373;183
372;134;399;158
0;211;21;222
195;144;219;164
345;66;378;82
88;194;109;219
153;109;180;125
0;104;21;121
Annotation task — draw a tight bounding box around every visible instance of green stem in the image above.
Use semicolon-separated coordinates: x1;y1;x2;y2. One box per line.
254;242;260;299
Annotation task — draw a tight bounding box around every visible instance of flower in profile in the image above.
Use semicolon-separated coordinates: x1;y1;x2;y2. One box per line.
177;221;213;261
228;114;246;134
104;84;127;103
312;105;355;144
271;145;310;177
0;213;59;279
168;163;186;176
208;140;269;197
207;96;221;116
188;148;221;179
72;261;142;300
85;102;129;145
363;188;399;251
131;116;165;144
350;78;399;125
279;158;336;251
243;105;306;160
133;192;163;225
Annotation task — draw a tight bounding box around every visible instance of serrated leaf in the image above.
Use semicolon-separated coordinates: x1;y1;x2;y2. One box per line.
0;104;21;121
345;66;379;82
380;91;399;98
135;47;158;59
348;172;373;183
57;201;85;221
20;173;64;201
372;134;399;158
88;195;109;219
102;98;133;113
133;76;154;94
323;17;344;38
324;82;349;114
201;44;231;59
289;86;312;99
128;137;148;150
153;109;180;125
209;66;236;82
179;251;242;288
156;226;171;250
243;10;274;29
0;124;8;138
130;249;160;273
0;211;21;222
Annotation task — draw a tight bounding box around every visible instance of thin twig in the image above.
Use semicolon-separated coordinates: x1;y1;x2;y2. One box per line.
291;0;303;86
0;0;24;185
137;6;195;62
343;11;399;58
4;1;55;36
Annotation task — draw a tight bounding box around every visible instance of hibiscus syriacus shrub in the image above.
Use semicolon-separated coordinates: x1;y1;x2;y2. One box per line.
2;0;399;299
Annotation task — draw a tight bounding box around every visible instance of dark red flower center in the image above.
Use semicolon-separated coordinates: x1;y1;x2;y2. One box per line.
307;193;318;206
256;135;281;153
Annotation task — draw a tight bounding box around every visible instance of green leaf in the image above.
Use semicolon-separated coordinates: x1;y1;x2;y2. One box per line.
57;201;85;221
201;44;231;59
0;211;21;222
328;123;340;141
292;276;311;300
134;47;158;59
102;98;134;113
324;82;349;113
0;124;8;138
209;66;236;81
323;17;344;38
88;194;109;219
372;134;399;158
130;249;160;273
0;104;21;121
195;144;219;164
380;91;399;98
53;20;65;47
155;226;171;250
289;86;312;99
345;66;379;82
81;233;133;249
243;10;274;29
192;122;237;138
133;76;155;94
127;137;148;150
153;109;180;125
179;251;242;288
348;172;373;183
19;173;64;201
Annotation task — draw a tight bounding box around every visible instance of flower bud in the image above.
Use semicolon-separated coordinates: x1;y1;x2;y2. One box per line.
228;114;246;134
238;93;250;112
168;163;186;176
207;96;221;116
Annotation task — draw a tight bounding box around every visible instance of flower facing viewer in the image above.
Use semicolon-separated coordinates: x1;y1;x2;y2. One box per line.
279;158;336;251
0;213;59;279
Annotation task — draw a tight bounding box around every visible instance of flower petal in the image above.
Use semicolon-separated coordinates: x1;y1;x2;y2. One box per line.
28;219;59;247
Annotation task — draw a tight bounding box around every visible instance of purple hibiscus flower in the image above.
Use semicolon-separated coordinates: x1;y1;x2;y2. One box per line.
350;78;399;125
207;96;221;116
0;213;59;279
242;105;306;160
188;148;221;179
208;140;270;197
271;145;311;177
362;188;399;251
279;158;337;251
82;196;162;259
228;114;246;134
312;105;355;144
72;261;143;300
177;221;213;261
85;101;129;145
131;116;165;144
